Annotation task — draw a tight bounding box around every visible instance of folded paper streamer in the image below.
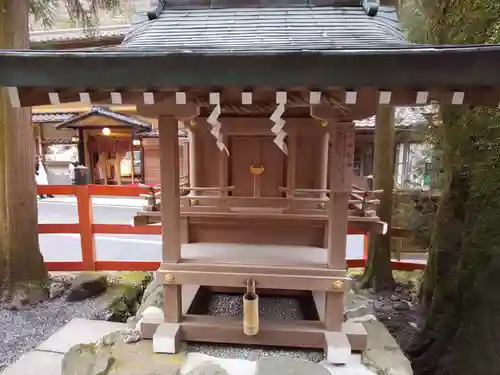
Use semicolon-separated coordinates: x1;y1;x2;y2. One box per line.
206;93;229;155
270;92;288;155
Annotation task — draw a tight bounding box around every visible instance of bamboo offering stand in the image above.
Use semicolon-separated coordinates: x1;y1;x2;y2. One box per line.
3;0;500;364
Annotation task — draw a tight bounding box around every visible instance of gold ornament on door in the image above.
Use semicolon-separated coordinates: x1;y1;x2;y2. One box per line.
249;165;265;175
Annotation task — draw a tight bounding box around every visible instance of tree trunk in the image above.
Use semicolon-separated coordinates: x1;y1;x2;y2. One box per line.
360;105;396;292
0;0;48;291
408;107;500;375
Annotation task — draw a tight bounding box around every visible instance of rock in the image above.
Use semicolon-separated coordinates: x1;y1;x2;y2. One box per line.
8;285;48;309
62;331;186;375
185;363;229;375
393;301;411;311
347;314;377;323
67;273;108;302
343;290;373;319
50;282;66;299
390;295;400;302
373;300;393;314
92;272;152;323
361;319;413;375
255;357;329;375
8;292;29;310
142;306;164;321
122;329;142;344
130;279;163;327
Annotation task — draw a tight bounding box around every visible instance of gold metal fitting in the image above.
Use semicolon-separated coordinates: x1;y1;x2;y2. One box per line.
191;199;199;206
320;120;328;127
164;274;174;284
332;280;344;290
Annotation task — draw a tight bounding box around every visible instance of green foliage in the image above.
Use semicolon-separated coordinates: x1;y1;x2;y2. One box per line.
28;0;121;30
399;0;500;372
400;0;500;44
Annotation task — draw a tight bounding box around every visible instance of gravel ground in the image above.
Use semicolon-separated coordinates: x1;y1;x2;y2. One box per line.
0;295;102;372
187;293;324;362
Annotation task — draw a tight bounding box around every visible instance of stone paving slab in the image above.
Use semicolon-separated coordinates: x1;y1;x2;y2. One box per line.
37;318;127;354
1;351;63;375
2;318;388;375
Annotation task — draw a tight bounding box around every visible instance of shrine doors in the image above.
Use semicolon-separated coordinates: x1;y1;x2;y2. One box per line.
229;136;285;197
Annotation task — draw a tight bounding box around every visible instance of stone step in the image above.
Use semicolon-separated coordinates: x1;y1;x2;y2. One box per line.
152;322;181;354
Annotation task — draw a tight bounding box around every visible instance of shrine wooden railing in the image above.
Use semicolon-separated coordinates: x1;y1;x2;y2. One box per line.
36;185;425;272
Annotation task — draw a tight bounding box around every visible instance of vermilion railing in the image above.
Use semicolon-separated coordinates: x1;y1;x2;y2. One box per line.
36;185;425;272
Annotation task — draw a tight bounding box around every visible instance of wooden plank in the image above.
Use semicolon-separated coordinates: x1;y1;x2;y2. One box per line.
37;185;76;195
45;261;86;272
94;261;160;271
88;184;148;197
325;124;355;331
38;223;79;234
181;315;325;349
159;262;346;277
75;185;96;271
159;115;182;323
93;223;161;235
157;267;350;292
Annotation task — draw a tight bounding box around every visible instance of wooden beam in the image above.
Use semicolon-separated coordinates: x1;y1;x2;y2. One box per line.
324;123;355;331
286;130;297;197
179;315;366;351
319;132;330;199
159;115;182;323
181;315;325;348
157;265;350;292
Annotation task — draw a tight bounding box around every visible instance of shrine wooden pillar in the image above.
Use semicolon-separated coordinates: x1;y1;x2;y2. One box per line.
159;114;182;323
286;129;297;197
188;127;197;195
324;122;355;331
319;131;330;199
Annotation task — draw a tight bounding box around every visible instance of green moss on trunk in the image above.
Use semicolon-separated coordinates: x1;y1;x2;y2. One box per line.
0;0;48;290
409;108;500;375
360;105;395;292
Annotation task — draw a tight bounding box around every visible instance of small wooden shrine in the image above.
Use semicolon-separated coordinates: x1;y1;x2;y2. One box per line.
3;0;500;363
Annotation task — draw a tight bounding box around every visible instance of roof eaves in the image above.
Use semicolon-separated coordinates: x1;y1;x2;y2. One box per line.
32;112;78;123
54;106;152;130
30;24;128;44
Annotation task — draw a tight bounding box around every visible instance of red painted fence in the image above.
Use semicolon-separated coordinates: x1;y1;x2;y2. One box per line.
37;185;425;272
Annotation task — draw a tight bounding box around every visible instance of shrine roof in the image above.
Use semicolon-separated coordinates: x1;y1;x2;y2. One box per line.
54;106;151;130
32;113;77;123
119;1;409;53
2;1;500;103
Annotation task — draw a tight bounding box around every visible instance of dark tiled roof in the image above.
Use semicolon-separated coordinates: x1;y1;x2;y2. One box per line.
137;128;188;138
119;2;410;53
41;138;77;145
32;113;78;123
55;106;152;130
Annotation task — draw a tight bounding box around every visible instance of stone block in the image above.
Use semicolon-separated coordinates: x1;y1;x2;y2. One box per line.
37;318;127;353
324;331;352;364
152;323;181;354
1;351;63;375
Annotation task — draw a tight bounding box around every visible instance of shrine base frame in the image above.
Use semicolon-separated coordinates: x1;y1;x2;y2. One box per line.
138;285;367;357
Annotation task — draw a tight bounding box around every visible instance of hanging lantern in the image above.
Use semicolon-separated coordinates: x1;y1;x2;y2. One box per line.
102;127;111;136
